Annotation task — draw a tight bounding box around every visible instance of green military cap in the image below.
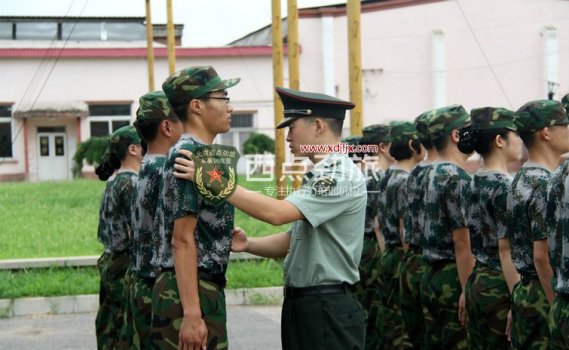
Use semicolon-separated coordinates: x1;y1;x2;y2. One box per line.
428;105;470;140
414;110;434;141
389;121;417;144
341;135;362;146
275;86;355;129
470;107;517;131
562;93;569;114
515;99;569;133
362;124;391;143
162;66;240;108
108;125;141;158
136;91;177;121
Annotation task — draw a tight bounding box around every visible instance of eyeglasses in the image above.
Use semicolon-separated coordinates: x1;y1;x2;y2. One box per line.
200;96;230;104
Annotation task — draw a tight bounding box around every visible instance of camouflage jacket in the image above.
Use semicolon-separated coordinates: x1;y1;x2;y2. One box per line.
404;162;432;247
423;162;471;262
378;167;408;247
152;134;234;274
364;168;383;235
547;160;569;294
132;154;165;279
97;170;138;254
468;171;512;271
506;163;550;278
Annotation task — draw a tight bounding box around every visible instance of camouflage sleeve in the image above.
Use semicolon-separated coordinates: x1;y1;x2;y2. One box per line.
494;180;509;240
168;144;199;219
546;176;562;272
117;174;138;231
444;173;469;231
530;178;549;241
395;174;408;218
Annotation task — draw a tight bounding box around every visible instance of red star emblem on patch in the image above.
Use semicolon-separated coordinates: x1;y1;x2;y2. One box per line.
207;165;224;184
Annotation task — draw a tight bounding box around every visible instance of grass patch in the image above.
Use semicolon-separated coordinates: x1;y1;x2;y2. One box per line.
226;259;284;289
0;177;290;259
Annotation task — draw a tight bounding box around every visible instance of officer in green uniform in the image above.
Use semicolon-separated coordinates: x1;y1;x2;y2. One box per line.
420;105;474;350
546;93;569;349
507;99;569;349
130;91;182;349
149;66;240;350
457;107;522;349
399;110;435;350
94;125;143;350
378;121;424;349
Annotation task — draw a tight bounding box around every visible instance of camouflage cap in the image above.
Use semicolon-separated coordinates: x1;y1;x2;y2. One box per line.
108;125;141;159
428;105;470;140
162;66;240;108
389;121;417;145
341;135;362;146
562;93;569;114
470;107;517;131
136;91;177;121
362;124;391;143
414;110;434;141
515;99;569;133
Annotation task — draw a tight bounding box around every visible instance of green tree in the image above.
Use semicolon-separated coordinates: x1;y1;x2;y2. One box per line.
72;137;108;178
243;132;275;154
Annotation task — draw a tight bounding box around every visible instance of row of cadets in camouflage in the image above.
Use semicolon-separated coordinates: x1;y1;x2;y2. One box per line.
505;98;569;349
94;125;143;350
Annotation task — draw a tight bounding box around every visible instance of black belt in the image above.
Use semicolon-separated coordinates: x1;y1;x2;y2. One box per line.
284;283;353;299
385;243;403;250
520;274;538;284
159;268;227;289
408;244;422;253
364;231;376;237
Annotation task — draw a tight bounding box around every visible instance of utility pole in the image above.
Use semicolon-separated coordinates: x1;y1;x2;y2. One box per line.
166;0;176;74
347;0;363;135
287;0;302;190
145;0;155;91
272;0;286;199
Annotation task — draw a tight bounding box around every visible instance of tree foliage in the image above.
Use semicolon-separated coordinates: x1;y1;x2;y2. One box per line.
72;137;108;178
243;132;275;154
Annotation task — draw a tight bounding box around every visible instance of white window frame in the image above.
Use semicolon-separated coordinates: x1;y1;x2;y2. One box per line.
0;104;14;159
87;102;132;138
215;111;255;152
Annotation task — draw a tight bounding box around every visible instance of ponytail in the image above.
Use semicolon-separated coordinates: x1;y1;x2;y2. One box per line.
95;151;121;181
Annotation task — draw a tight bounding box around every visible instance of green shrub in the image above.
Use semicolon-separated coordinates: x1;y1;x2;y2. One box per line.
243;132;274;154
72;136;108;177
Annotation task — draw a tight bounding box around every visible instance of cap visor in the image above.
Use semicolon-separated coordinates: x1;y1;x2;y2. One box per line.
276;117;299;129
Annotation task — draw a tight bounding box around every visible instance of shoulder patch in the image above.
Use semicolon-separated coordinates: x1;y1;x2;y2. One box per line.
311;175;337;196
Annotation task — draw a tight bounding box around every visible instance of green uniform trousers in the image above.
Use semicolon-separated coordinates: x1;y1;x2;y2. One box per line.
131;276;155;350
399;246;426;349
549;294;569;350
511;278;549;350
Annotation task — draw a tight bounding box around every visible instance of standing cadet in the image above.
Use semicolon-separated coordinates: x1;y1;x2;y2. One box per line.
546;94;569;349
175;86;367;349
150;66;240;350
507;100;569;349
94;125;143;350
420;105;474;350
400;111;436;350
457;107;522;349
378;121;424;349
356;123;392;350
131;91;182;349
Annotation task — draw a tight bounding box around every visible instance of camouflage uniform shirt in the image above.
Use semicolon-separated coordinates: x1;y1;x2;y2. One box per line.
97;170;138;254
507;163;550;278
364;168;383;235
423;162;471;262
468;171;512;271
546;160;569;294
404;162;432;247
153;134;234;274
132;154;166;279
379;167;408;247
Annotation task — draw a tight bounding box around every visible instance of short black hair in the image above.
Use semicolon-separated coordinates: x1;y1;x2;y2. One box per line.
304;117;344;136
519;130;537;149
389;140;421;160
433;135;450;152
419;136;434;150
134;117;180;144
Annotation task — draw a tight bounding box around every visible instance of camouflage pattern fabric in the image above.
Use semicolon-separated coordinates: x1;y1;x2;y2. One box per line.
150;271;228;350
136;91;178;121
117;267;135;348
362;124;391;144
378;167;408;247
516;99;569;132
106;125;142;161
427;105;470;141
465;264;510;349
388;121;418;144
469;171;512;270
131;277;154;350
133;154;165;280
399;245;427;349
97;171;138;254
420;261;467;350
404;162;432;247
95;251;129;350
510;279;550;350
470;107;517;131
549;295;569;349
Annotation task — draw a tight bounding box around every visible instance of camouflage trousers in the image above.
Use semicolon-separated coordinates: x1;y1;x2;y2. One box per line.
117;267;134;349
399;246;426;349
95;251;129;350
465;263;510;350
510;278;550;350
354;234;383;350
150;270;228;350
131;276;155;350
549;294;569;349
420;261;467;350
380;246;411;349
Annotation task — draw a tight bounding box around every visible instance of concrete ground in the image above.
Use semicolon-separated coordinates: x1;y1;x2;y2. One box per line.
0;305;282;350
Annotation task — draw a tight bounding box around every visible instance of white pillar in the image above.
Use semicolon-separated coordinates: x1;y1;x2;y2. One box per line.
541;26;558;99
322;15;335;96
431;30;446;108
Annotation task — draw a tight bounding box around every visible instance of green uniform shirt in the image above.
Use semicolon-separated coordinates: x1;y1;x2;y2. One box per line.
364;168;382;235
468;171;512;271
132;154;165;279
153;134;234;274
546;160;569;294
423;162;471;262
507;163;550;278
404;162;432;247
284;153;367;288
97;170;138;254
379;167;408;247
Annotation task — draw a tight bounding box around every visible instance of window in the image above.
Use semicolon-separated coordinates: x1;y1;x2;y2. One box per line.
216;112;255;153
62;22;101;41
0;23;12;40
0;104;13;158
88;103;132;137
17;22;57;40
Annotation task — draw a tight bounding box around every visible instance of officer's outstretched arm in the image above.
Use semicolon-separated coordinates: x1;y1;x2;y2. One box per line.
232;227;290;259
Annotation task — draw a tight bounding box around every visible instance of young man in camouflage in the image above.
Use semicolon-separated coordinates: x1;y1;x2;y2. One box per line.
546;94;569;349
357;123;392;350
378;121;424;349
150;66;240;350
130;91;182;349
420;105;474;350
458;107;522;349
507;99;569;349
400;110;436;350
